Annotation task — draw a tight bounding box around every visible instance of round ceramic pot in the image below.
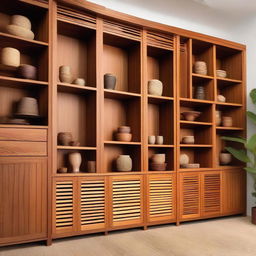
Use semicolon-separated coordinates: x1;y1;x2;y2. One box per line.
195;86;205;100
219;153;232;165
117;126;131;133
87;161;96;173
150;163;167;171
59;73;72;83
148;135;156;145
217;94;226;103
58;132;73;146
194;61;207;75
73;78;85;86
148;79;163;96
16;97;39;116
182;136;195;144
180;153;189;165
116;155;132;172
216;111;221;126
222;116;233;127
59;65;71;74
69;152;82;173
7;25;34;40
104;73;116;89
115;132;132;142
182;111;201;121
216;69;227;78
1;47;20;67
156;136;164;145
11;15;32;30
18;64;37;80
152;154;165;164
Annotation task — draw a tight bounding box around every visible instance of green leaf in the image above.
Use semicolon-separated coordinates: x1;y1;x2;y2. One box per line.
247;111;256;125
225;147;251;163
246;134;256;152
250;89;256;104
221;136;246;144
245;167;256;175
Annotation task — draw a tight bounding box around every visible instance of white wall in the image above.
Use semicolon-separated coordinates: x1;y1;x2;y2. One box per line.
87;0;255;214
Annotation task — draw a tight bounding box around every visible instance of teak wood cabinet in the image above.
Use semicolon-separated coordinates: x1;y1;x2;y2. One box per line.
0;0;246;246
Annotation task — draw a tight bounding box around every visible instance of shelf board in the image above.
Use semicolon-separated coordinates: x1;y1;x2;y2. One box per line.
216;126;244;131
180;97;214;105
0;32;48;52
179;167;215;172
104;89;141;99
148;94;173;104
148;170;174;173
148;144;174;148
104;141;141;145
0;75;48;88
180;120;212;128
0;124;48;129
179;144;213;147
58;83;96;94
192;73;214;80
216;102;243;108
217;77;242;87
57;146;96;150
217;165;244;169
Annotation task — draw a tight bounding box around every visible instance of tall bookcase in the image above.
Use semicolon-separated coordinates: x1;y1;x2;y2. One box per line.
0;0;246;246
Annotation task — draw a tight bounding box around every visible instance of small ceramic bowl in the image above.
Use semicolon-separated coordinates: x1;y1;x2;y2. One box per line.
216;69;227;78
73;78;85;86
182;136;195;144
150;162;167;171
116;132;132;142
181;111;201;121
217;94;226;102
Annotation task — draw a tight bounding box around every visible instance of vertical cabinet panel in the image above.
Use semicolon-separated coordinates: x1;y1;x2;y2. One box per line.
79;178;106;231
222;169;245;215
0;157;47;245
180;173;200;220
148;174;176;223
110;175;143;228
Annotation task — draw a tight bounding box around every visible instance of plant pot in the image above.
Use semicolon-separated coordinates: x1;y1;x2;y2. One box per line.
104;73;116;89
148;79;163;96
18;64;37;80
69;152;82;173
252;207;256;225
151;154;165;164
57;132;73;146
116;155;132;172
219;153;232;165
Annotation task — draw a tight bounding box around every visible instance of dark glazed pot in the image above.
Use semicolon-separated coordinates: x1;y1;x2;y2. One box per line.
18;64;37;80
252;207;256;225
104;73;116;89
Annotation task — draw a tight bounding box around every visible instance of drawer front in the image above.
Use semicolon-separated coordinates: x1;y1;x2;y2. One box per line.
0;128;47;142
0;141;47;156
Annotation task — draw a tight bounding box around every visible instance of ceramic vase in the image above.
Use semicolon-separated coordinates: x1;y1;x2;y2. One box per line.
180;154;189;165
1;47;20;67
69;152;82;173
222;116;233;127
59;65;72;83
195;86;205;100
73;78;85;86
194;61;207;75
58;132;73;146
104;73;116;89
116;155;132;172
152;154;165;164
156;136;164;145
18;64;37;80
219;153;232;165
148;79;163;96
16;97;39;116
148;135;156;144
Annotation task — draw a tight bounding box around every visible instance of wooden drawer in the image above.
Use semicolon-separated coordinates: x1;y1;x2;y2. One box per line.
0;128;47;142
0;141;47;156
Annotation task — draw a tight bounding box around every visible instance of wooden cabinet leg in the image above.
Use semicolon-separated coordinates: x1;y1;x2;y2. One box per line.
46;238;52;246
104;231;108;235
143;226;148;230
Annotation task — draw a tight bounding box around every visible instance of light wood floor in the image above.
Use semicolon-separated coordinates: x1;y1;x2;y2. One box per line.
1;217;255;256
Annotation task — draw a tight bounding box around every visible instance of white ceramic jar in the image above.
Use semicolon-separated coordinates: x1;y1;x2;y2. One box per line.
116;155;132;172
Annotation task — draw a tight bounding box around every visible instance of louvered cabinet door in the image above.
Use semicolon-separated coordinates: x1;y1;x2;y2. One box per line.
79;178;106;232
179;172;201;220
148;174;176;224
0;157;47;246
201;172;221;217
110;175;143;228
222;169;246;215
53;178;77;237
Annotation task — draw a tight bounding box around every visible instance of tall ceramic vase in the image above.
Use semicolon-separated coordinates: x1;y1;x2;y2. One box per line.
69;152;82;173
116;155;132;172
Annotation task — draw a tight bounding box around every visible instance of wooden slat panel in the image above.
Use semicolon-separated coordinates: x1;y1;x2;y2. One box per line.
147;30;174;50
103;19;141;41
57;6;96;29
80;179;106;231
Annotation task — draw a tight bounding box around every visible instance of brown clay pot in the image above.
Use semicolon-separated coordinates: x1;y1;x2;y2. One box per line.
115;132;132;142
58;132;73;146
104;73;116;89
117;126;131;133
18;64;37;80
150;162;167;171
252;207;256;225
182;111;201;121
222;116;233;127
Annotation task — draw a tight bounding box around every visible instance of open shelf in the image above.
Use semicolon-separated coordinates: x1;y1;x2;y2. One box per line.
147;45;174;97
104;97;141;142
148;101;174;145
57;19;96;87
57;90;96;147
192;74;214;101
0;75;48;87
148;95;173;104
104;89;141;99
58;83;96;94
103;144;141;172
180;120;212;128
57;146;96;150
103;33;141;93
148;144;174;148
104;141;141;145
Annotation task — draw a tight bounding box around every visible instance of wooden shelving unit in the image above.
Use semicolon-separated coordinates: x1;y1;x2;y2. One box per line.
0;0;246;247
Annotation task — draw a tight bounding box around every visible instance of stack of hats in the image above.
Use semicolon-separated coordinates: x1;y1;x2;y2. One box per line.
6;15;34;40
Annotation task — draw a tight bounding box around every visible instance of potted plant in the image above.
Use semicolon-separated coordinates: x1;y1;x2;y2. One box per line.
221;89;256;224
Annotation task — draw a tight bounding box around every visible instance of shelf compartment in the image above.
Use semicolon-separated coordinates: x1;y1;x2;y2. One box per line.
103;144;141;172
57;149;96;174
192;75;214;101
180;100;212;123
147;46;173;97
192;39;214;76
216;46;242;81
104;97;141;142
104;89;141;100
103;33;141;94
57;90;96;147
180;125;212;145
57;20;96;88
148;101;174;145
148;147;174;171
180;147;213;168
